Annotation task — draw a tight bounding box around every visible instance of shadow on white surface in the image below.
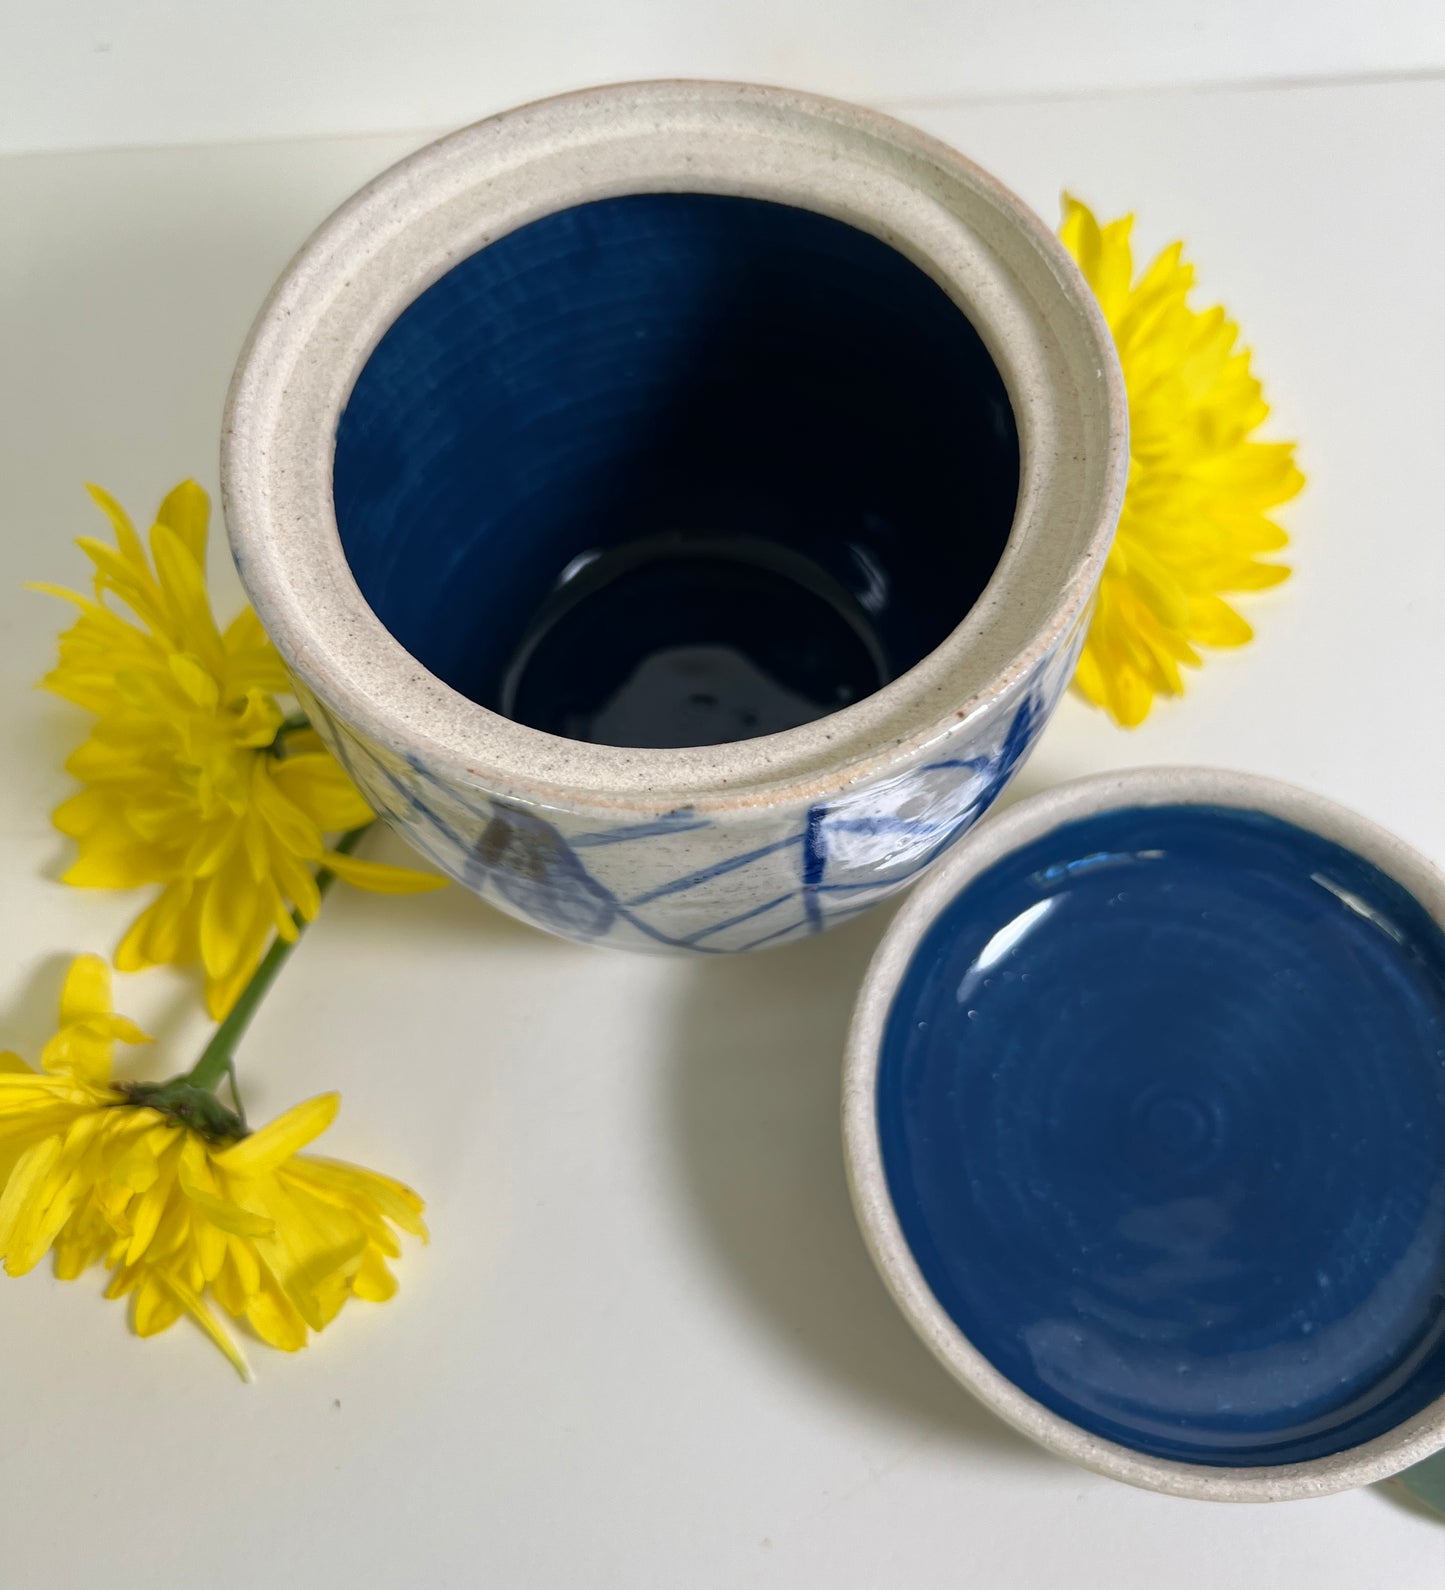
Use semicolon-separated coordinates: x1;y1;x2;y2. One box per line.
665;903;1048;1458
0;950;74;1057
0;949;214;1076
328;820;547;946
1374;1476;1445;1526
10;701;88;887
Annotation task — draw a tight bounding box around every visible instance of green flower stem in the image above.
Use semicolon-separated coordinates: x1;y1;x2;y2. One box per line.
183;823;371;1094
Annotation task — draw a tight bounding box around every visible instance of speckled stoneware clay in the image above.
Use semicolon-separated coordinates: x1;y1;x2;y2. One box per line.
845;767;1445;1501
222;81;1126;951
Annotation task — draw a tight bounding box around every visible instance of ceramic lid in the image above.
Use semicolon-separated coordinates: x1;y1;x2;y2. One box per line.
843;766;1445;1500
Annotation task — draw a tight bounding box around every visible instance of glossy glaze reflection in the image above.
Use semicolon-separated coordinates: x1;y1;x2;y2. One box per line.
333;192;1017;748
877;805;1445;1466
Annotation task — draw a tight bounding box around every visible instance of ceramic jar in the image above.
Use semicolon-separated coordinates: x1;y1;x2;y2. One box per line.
223;81;1126;951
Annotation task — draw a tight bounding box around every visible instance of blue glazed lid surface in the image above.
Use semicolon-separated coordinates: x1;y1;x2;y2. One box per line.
844;767;1445;1500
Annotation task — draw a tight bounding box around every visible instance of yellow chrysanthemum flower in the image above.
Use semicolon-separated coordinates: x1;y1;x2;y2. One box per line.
36;481;445;1016
1061;197;1305;726
0;956;426;1378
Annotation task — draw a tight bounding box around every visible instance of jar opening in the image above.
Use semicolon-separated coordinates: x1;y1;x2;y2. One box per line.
333;192;1019;749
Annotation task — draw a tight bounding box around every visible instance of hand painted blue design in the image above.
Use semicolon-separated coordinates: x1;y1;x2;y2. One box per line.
993;685;1043;786
683;891;798;946
304;668;1056;953
793;685;1048;923
474;800;619;940
922;686;1048;852
801;806;829;932
570;812;711;848
624;833;804;908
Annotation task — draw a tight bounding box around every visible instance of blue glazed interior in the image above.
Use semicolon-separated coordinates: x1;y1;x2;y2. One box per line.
877;804;1445;1467
333;193;1018;748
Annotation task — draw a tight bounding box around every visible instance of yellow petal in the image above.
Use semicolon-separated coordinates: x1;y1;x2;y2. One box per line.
62;844;172;890
0;1136;65;1275
1061;203;1302;726
54;1230;106;1281
108;1122;173;1193
352;1246;398;1302
1059;194;1105;294
268;844;322;922
221;606;269;652
242;1268;310;1353
156;1269;252;1379
75;536;168;634
183;819;242;880
249;1184;367;1331
1071;644;1109;712
1188;593;1254;647
8;1117;108;1275
1201;441;1306;508
116;882;197;972
228;1231;261;1297
1108;668;1156;727
230;687;285;748
133;1273;184;1337
268;883;301;943
227;653;292;699
176;1142;240;1285
206;953;265;1023
150;522;225;672
1060;194;1134;323
155;479;210;566
1209;512;1290;554
198;850;269;985
289;1156;428;1239
210;1248;247;1315
269;754;375;832
1211;559;1291;593
7;1118;105;1274
222;609;292;694
321;850;447;895
105;1261;143;1300
178;1173;276;1238
85;483;147;567
52;787;117;840
125;1141;182;1264
58;954;114;1029
250;763;325;861
214;1094;341;1178
43;958;149;1084
168;651;221;710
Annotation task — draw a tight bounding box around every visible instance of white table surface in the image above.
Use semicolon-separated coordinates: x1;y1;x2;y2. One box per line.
4;70;1445;1590
7;0;1445;154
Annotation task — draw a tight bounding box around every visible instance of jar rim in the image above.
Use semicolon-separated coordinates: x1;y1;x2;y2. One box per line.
222;79;1126;816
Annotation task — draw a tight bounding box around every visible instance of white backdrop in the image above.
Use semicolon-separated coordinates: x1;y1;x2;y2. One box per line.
4;0;1445;153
